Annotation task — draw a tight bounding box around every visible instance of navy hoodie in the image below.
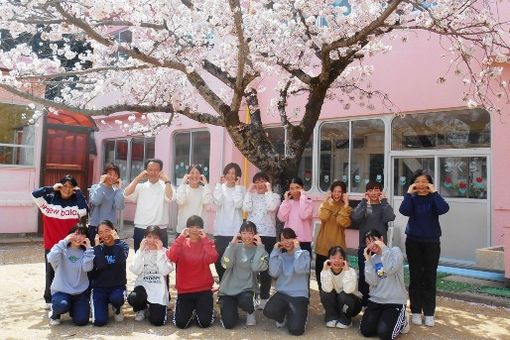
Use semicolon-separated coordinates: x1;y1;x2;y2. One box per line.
91;239;129;288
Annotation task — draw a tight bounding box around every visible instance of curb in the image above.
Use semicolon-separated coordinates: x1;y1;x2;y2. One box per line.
437;290;510;308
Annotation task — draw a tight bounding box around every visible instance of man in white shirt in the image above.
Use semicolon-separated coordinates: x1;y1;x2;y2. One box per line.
124;159;173;251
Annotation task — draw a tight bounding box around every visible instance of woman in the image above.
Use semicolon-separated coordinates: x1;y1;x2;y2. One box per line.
315;181;352;290
276;177;314;255
128;226;173;325
360;230;409;339
213;162;246;281
167;215;218;329
263;228;310;336
175;164;213;233
90;220;129;326
242;171;280;308
47;225;94;326
399;169;449;327
320;246;362;329
218;221;268;328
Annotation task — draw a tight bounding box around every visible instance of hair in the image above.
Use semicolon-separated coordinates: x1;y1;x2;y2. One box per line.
223;162;242;178
330;180;346;193
104;163;120;177
186;215;204;228
187;164;203;174
239;221;258;234
252;172;270;183
145;158;163;170
366;180;383;191
288;177;304;188
144;225;162;239
364;229;382;241
280;227;297;240
59;174;78;187
69;224;88;236
98;219;115;230
411;169;433;185
327;245;346;259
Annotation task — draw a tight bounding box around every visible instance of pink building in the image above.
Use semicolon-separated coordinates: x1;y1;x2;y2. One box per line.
1;30;509;286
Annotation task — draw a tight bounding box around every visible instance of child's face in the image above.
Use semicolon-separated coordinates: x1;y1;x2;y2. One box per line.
145;234;160;248
240;230;255;245
105;169;119;186
331;185;343;202
187;168;201;186
289;183;302;200
224;168;237;185
98;225;114;244
254;179;268;194
367;187;382;201
60;182;74;199
414;175;430;194
71;232;86;247
187;225;202;239
280;236;295;251
365;236;382;254
328;252;345;270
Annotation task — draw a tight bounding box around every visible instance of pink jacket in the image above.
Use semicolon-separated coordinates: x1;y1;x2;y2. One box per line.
277;194;314;242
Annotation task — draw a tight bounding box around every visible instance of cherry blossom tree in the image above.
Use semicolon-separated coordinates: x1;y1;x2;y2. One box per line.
0;0;508;185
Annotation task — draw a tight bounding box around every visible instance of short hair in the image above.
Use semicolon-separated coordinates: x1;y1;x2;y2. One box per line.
59;174;78;187
223;162;242;178
186;215;204;228
327;245;346;259
366;180;383;191
69;224;88;236
280;227;297;240
187;164;203;174
104;163;120;177
411;169;433;185
364;229;382;241
144;225;162;239
330;180;346;193
98;219;115;230
252;172;269;183
239;221;257;234
288;177;304;188
145;158;163;170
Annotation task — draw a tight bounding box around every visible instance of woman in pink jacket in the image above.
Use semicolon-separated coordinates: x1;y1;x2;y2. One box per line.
277;177;314;255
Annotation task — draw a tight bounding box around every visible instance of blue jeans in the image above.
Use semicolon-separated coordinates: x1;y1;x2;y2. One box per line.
50;291;90;326
91;286;126;326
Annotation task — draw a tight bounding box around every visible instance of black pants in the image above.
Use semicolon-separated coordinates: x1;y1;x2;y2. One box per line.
44;249;54;303
259;236;276;299
214;236;231;281
173;290;214;329
320;290;362;324
299;242;312;257
315;254;328;291
405;238;440;316
360;300;407;340
358;246;370;307
219;291;255;329
263;292;309;336
127;285;167;326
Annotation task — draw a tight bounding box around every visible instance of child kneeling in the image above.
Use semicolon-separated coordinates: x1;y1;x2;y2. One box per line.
128;226;173;325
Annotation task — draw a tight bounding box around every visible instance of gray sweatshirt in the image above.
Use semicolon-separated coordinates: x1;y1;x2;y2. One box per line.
269;247;310;298
364;246;407;305
89;183;125;226
48;239;95;295
219;243;268;296
352;198;396;247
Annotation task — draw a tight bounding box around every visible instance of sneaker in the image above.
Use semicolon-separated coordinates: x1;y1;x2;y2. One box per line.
114;308;124;322
326;320;338;328
276;316;286;328
246;312;256;326
424;315;435;327
134;310;145;322
401;312;410;334
257;298;268;310
336;321;351;329
48;311;60;326
411;313;422;325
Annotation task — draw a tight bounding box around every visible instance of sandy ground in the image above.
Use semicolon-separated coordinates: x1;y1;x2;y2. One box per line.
0;242;509;340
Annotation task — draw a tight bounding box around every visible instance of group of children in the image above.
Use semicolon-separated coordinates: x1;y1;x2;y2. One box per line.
36;162;449;338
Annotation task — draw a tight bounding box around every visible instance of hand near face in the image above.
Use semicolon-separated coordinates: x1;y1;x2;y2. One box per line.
111;229;120;240
248;183;256;193
65;233;74;243
407;183;417;194
363;246;372;261
364;192;370;201
343;260;349;270
182;174;189;184
284;191;291;201
94;233;101;245
139;238;147;251
180;228;189;238
374;240;386;249
274;242;282;250
200;175;208;185
293;239;300;249
53;183;63;192
99;174;108;184
155;239;163;250
220;176;226;184
265;182;272;192
323;260;331;271
379;191;386;200
231;233;241;244
82;238;91;249
159;172;169;182
342;193;349;207
137;170;148;181
253;234;262;246
427;183;436;193
198;230;207;239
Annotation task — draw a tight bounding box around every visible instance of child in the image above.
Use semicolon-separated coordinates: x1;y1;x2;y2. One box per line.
128;226;174;325
263;228;310;336
47;225;94;326
320;246;362;328
167;215;218;329
218;221;269;328
90;220;129;326
359;230;409;339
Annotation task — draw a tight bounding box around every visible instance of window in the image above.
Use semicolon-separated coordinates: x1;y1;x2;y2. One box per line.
319;119;384;192
173;130;210;184
439;157;487;199
103;137;155;184
265;126;313;191
113;30;132;61
0;104;35;166
392;109;490;150
393;157;435;196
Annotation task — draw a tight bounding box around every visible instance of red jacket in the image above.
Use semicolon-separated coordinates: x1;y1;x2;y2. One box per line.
167;235;218;294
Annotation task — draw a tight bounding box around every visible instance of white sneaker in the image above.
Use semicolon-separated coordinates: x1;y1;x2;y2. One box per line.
276;316;286;328
246;312;256;326
257;298;268;310
401;312;410;334
134;310;145;322
48;311;60;326
336;321;351;329
326;320;338;328
424;315;435;327
114;308;124;322
411;313;422;325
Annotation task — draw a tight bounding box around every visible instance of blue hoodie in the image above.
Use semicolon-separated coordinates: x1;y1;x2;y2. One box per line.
91;239;129;288
269;247;310;298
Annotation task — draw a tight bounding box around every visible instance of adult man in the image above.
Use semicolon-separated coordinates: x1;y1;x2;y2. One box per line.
124;159;173;251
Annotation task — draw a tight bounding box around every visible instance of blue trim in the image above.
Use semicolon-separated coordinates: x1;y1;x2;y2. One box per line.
436;265;504;282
